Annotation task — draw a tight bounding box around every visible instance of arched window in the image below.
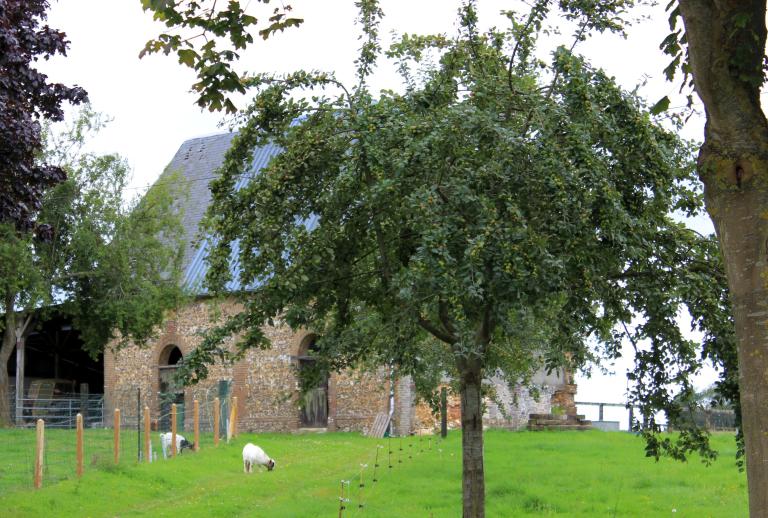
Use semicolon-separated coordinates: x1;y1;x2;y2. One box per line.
158;345;184;394
158;345;185;430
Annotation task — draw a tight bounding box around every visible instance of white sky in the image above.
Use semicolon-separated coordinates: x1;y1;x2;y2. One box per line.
41;0;724;413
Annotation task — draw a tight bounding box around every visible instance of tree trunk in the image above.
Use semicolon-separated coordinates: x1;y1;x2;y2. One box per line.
703;172;768;517
678;2;768;515
0;294;16;427
458;358;485;518
0;355;10;427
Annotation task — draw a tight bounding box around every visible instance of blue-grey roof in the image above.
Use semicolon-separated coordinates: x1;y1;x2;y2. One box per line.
157;132;281;294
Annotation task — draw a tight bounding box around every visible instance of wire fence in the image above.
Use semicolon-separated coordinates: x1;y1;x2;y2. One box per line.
2;381;449;516
0;388;237;494
332;430;447;516
0;410;448;516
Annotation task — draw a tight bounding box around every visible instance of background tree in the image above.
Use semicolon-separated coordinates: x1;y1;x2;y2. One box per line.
0;0;87;232
0;107;186;426
161;3;731;516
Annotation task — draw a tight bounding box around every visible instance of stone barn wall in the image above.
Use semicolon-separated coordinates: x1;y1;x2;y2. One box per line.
105;297;400;434
413;369;565;432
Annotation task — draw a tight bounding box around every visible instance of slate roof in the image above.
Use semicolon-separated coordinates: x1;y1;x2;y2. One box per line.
156;132;281;294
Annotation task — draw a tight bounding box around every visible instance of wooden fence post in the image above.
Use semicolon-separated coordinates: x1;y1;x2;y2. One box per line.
232;396;238;438
114;408;120;465
213;397;220;447
76;413;84;477
34;419;44;489
171;404;177;457
228;396;237;441
193;399;200;451
144;406;150;463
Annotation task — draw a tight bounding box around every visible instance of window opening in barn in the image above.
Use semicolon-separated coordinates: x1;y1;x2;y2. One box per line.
158;345;185;431
298;336;328;428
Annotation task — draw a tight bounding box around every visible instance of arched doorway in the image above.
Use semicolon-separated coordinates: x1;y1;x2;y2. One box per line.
297;336;328;428
158;345;185;431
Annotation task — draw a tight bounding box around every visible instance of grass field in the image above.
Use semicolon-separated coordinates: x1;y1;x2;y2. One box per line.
0;428;747;517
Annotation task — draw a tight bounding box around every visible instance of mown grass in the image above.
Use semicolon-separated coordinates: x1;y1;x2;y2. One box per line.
0;428;747;517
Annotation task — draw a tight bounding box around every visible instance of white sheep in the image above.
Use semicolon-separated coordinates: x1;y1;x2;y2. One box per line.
242;443;276;473
159;432;194;459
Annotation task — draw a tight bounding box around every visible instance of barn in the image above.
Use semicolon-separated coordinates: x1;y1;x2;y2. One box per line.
102;133;575;435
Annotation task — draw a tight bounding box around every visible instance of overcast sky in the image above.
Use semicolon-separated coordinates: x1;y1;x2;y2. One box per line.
41;0;722;417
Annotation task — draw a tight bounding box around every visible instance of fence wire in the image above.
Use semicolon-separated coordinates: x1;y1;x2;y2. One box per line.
1;384;236;493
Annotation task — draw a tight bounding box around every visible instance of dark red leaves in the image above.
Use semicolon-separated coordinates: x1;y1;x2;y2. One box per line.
0;0;88;231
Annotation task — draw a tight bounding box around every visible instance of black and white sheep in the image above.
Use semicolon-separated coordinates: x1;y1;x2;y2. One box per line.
159;432;194;459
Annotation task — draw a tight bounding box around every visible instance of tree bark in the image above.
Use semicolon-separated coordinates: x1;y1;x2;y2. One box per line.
458;358;485;518
0;292;17;427
678;1;768;515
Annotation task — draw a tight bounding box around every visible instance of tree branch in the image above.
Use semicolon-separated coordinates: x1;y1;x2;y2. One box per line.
417;315;457;344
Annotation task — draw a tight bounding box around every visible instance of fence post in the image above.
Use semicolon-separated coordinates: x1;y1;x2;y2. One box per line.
34;419;44;489
213;397;220;447
228;396;237;441
137;388;141;462
114;408;120;464
440;387;448;438
233;396;238;438
599;403;604;422
358;464;366;509
79;382;89;423
76;413;83;477
144;406;150;463
338;480;346;518
194;399;200;452
171;404;177;457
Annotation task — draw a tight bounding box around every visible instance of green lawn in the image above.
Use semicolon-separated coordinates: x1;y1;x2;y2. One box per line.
0;428;747;517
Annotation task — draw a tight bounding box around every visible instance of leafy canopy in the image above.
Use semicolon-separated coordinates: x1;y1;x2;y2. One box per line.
177;1;732;463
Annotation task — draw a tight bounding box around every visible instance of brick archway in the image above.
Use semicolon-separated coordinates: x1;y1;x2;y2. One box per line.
153;321;189;431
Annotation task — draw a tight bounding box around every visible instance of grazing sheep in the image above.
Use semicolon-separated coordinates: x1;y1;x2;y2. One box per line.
159;432;194;459
242;443;276;473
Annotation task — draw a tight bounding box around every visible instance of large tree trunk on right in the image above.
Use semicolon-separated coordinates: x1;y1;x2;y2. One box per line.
707;180;768;517
679;1;768;515
458;358;485;518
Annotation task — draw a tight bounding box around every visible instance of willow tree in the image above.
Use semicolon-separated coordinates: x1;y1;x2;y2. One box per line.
0;108;186;425
165;3;730;516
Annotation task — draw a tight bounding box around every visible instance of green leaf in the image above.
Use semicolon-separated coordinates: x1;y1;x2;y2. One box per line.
650;96;671;115
177;49;199;68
